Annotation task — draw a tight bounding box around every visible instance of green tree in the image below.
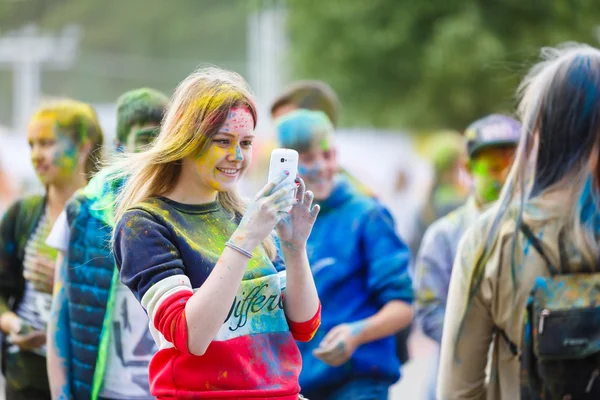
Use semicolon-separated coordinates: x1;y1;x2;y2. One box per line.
284;0;600;130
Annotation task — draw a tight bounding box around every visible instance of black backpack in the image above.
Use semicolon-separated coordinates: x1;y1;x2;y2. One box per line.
499;223;600;400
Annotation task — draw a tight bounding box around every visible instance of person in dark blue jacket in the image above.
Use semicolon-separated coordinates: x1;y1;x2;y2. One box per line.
276;109;414;400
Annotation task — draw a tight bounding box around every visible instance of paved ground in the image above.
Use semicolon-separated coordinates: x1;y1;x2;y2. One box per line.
390;328;437;400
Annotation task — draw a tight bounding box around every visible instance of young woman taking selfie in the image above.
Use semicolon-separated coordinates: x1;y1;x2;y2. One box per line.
111;67;321;399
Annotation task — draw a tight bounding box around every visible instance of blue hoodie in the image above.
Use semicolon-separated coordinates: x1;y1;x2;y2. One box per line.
298;176;413;392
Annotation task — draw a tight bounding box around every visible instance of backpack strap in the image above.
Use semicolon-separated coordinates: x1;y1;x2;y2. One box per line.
495;326;521;358
494;222;556;360
14;195;46;259
519;222;559;276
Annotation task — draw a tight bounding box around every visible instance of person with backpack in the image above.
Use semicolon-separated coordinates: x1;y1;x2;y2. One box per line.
45;88;168;400
276;109;413;400
414;114;521;400
438;43;600;400
0;100;103;400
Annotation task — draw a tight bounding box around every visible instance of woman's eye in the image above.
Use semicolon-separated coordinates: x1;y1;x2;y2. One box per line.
241;141;253;147
214;139;230;145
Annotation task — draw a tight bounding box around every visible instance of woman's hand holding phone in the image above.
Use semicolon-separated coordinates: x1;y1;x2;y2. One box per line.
232;171;298;253
276;177;320;253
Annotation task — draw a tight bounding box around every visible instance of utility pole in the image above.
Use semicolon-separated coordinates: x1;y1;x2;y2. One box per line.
0;24;81;134
247;1;288;134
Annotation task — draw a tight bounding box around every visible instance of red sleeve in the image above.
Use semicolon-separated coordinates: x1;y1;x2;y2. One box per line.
286;303;321;342
153;290;193;354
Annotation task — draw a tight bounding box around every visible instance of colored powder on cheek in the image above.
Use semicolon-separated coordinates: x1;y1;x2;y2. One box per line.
298;163;322;181
53;136;79;175
472;160;502;203
196;146;223;174
235;145;243;161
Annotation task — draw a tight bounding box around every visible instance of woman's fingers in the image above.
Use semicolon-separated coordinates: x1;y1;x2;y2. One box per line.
255;181;277;200
269;183;297;203
255;171;289;199
275;197;297;213
295;177;306;202
319;326;341;350
304;190;315;209
310;204;321;218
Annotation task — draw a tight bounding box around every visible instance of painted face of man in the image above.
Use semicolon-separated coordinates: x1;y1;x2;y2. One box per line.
28;116;84;187
469;146;516;205
297;135;338;201
191;106;255;196
125;123;160;153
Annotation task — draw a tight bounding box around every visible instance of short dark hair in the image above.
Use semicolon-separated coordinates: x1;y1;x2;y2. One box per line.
270;80;340;127
116;88;169;143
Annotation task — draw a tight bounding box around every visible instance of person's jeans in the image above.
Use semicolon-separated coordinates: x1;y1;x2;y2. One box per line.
302;378;389;400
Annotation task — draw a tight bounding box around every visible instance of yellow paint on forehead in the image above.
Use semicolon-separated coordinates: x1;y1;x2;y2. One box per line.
28;115;58;141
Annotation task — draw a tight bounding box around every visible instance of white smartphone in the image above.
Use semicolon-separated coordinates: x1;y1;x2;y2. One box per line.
268;148;299;212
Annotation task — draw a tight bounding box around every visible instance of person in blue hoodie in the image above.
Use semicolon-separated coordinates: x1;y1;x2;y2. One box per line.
276;109;414;400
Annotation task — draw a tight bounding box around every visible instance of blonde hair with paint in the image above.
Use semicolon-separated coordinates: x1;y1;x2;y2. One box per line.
111;67;277;259
30;99;104;180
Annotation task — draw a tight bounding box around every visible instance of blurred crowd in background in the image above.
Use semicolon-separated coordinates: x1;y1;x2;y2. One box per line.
1;1;600;399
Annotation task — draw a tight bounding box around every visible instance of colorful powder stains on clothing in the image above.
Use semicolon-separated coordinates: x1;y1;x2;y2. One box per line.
437;188;600;400
113;196;319;398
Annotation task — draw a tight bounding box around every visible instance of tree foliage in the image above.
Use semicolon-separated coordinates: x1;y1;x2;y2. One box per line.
0;0;249;125
284;0;600;130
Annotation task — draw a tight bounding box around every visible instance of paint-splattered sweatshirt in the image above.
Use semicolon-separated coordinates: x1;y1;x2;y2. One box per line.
297;177;413;392
113;197;320;399
413;196;481;344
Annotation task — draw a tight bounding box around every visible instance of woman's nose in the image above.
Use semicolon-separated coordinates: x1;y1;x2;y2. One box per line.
228;145;243;162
